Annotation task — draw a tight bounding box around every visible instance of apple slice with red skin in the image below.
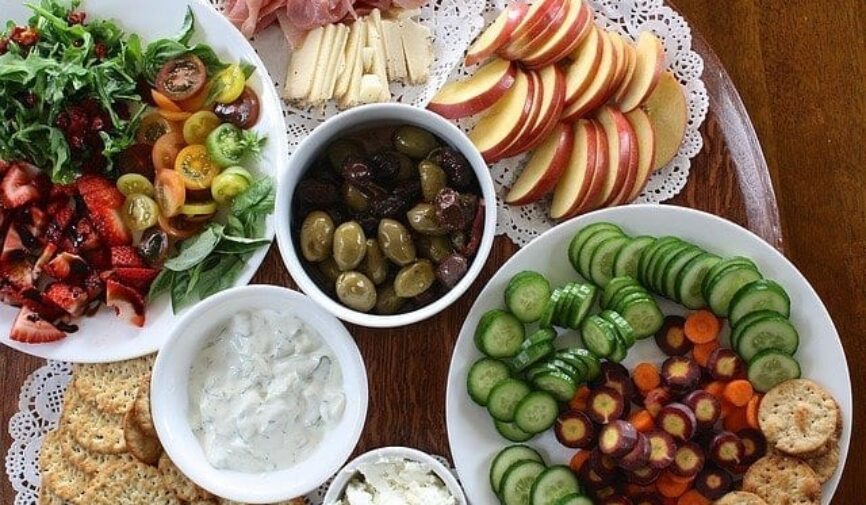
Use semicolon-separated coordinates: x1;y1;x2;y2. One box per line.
490;70;544;162
506;122;574;205
572;119;611;215
613;38;638;103
499;0;566;59
643;71;687;171
605;31;629;99
469;70;534;163
551;119;597;219
561;28;618;121
564;25;603;105
618;31;666;112
624;107;656;202
502;65;566;157
503;0;571;61
595;106;638;207
522;0;592;69
428;58;517;119
465;3;529;66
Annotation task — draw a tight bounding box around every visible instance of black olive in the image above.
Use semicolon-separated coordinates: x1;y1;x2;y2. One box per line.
428;147;474;190
436;254;469;289
341;155;374;185
434;188;466;231
296;179;338;207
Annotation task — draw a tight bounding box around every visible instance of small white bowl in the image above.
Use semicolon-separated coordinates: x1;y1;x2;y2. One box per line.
323;446;467;505
151;285;369;504
275;103;497;328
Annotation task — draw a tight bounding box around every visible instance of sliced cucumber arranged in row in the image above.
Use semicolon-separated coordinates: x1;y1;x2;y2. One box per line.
600;276;664;339
747;349;801;392
476;309;526;359
506;271;553;324
489;446;587;505
540;283;598;330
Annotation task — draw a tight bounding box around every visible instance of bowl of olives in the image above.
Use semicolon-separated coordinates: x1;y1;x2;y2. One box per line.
275;103;496;328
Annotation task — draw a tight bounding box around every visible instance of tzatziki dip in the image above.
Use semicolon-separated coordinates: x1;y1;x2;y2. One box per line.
331;457;457;505
187;309;346;473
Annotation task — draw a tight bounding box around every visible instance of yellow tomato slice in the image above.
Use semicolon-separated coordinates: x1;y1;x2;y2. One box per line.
174;145;219;190
213;64;246;104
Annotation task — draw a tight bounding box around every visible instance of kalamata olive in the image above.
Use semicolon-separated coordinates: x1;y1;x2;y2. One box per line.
296;179;338;208
459;193;479;225
393;152;416;181
419;161;447;202
332;221;367;271
417;235;454;263
406;203;448;236
300;211;335;262
393;179;421;200
372;194;410;219
317;257;341;284
435;187;466;230
361;239;388;285
375;284;405;315
335;271;377;312
354;213;379;236
427;147;473;190
394;260;436;298
328;138;364;169
369;150;400;181
436;254;469;288
393;125;439;159
378;219;416;266
138;228;169;266
214;86;260;129
341;155;373;185
342;183;371;213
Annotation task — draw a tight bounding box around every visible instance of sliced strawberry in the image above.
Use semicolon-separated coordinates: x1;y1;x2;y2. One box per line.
0;258;33;291
0;165;40;209
76;175;124;209
49;184;78;200
26;206;49;239
83;247;110;271
105;279;145;327
0;284;25;306
33;243;58;276
43;251;88;280
68;216;101;251
9;306;66;343
43;282;89;317
112;267;159;292
0;159;8;176
110;246;145;268
83;271;104;300
44;199;77;244
1;225;26;262
88;207;131;246
22;290;68;322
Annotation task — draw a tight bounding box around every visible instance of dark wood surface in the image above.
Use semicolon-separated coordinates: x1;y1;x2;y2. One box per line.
4;0;865;502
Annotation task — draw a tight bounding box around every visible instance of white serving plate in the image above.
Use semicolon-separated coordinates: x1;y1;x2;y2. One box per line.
0;0;287;363
446;204;851;504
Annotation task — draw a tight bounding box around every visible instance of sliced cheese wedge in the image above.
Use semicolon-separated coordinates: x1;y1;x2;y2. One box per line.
366;10;391;101
308;24;338;104
323;24;349;101
359;74;385;104
382;19;408;82
340;21;368;109
400;17;433;85
284;26;325;101
336;20;364;100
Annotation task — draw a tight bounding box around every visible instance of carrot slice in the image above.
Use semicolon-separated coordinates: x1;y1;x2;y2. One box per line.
677;489;711;505
703;380;726;400
692;340;720;368
151;89;183;112
569;450;591;473
634;362;662;392
723;379;754;407
629;409;656;433
746;393;763;429
684;310;721;344
723;405;750;432
569;385;591;411
657;471;692;498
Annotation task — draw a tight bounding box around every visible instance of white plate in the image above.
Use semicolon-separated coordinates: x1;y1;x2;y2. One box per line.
446;204;851;504
0;0;287;363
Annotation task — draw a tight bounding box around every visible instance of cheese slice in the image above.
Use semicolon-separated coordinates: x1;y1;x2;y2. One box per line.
382;20;408;82
335;20;364;100
359;74;385;104
308;24;338;103
366;10;391;101
339;21;367;108
283;26;325;101
400;17;433;85
323;24;349;101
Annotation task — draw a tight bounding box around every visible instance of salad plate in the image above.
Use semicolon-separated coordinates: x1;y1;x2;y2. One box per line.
0;0;287;363
446;204;851;504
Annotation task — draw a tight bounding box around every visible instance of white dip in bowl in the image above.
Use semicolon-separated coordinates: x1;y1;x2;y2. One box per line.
329;456;457;505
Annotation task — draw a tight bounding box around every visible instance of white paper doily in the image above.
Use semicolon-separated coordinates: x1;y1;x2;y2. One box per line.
4;360;460;505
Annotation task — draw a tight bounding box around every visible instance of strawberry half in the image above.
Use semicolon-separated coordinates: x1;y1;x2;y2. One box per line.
75;175;124;209
88;207;131;246
43;282;89;317
105;279;145;327
44;199;77;244
43;251;88;280
68;216;101;251
0;165;40;209
112;267;160;292
1;225;26;262
9;306;66;343
0;258;34;291
110;246;145;268
33;243;58;276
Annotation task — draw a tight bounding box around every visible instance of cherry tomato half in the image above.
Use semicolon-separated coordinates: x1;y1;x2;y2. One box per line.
116;173;155;197
154;169;186;217
175;145;219;190
213;64;245;104
158;214;205;240
150;89;183;112
152;132;186;172
122;194;160;231
183;111;221;145
158;109;193;122
211;172;250;205
136;112;178;145
155;55;207;101
181;200;218;215
214;86;260;129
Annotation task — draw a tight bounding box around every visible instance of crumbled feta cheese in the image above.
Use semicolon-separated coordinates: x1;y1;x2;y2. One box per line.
331;457;456;505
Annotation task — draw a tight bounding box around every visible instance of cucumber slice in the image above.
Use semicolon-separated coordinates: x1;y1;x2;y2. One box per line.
589;235;631;287
747;350;801;392
476;309;526;358
495;420;535;443
580;315;617;358
702;257;759;296
568;223;624;270
653;243;695;297
606;285;646;311
508;341;556;373
562;348;601;381
613;291;654;313
554;495;593;505
728;279;791;327
467;358;511;406
487;379;532;422
522;329;558;349
613;236;655;279
554;285;577;328
514;391;559;433
638;237;679;286
663;247;704;301
607;330;628;363
539;289;563;329
526;363;571;382
546;359;581;382
567;284;598;329
500;460;546;505
577;229;625;281
706;266;764;317
553;352;588;382
731;310;780;349
532;371;578;402
600;310;636;348
648;240;687;294
530;466;582;505
601;276;639;308
507;271;553;323
676;253;722;309
735;314;799;361
490;445;543;494
619;296;665;339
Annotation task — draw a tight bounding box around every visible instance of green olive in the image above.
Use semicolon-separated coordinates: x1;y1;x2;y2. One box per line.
342;183;370;213
394;259;436;298
332;221;367;271
419;160;447;202
328;138;364;169
393;125;439;159
361;239;389;285
317;257;341;283
375;284;406;315
417;235;454;263
406;203;448;236
394;152;416;181
335;271;377;312
377;219;416;266
300;211;335;262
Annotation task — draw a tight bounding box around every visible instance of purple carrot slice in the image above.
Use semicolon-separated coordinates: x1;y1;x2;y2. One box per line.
694;465;733;499
643;387;673;418
661;356;701;392
588;386;626;424
710;431;745;468
555;410;597;448
670;441;706;478
682;390;722;430
599;420;639;457
654;315;691;356
627;465;661;486
646;430;677;469
657;402;698;442
706;347;745;381
736;428;767;465
619;432;651;471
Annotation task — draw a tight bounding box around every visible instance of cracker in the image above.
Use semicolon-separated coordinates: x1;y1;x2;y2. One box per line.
714;491;768;505
37;487;67;505
63;388;127;454
804;440;840;484
132;373;156;437
80;459;181;505
158;453;212;501
39;429;90;504
123;409;163;465
72;355;154;415
59;426;133;476
742;454;821;505
758;379;839;457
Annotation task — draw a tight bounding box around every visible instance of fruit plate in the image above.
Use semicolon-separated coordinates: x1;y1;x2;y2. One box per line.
0;0;287;363
445;204;851;504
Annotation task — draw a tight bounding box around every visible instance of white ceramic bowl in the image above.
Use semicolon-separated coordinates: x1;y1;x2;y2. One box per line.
151;285;369;504
323;446;467;505
275;103;497;328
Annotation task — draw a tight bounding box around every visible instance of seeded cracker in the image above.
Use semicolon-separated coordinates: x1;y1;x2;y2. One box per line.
37;487;67;505
714;491;768;505
743;454;821;505
72;355;154;415
63;387;127;454
59;425;133;475
123;408;163;465
758;379;839;457
39;429;90;504
804;441;840;484
132;373;156;437
159;452;213;501
80;459;181;504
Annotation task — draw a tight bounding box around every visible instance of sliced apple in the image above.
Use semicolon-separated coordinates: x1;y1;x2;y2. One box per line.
561;27;618;122
605;31;628;98
522;0;591;69
491;70;544;162
643;71;687;171
551;120;595;218
465;3;529;66
507;123;575;205
613;40;637;103
469;70;534;163
428;58;517;119
502;0;570;60
624;108;656;201
617;31;666;112
564;25;603;105
572;119;611;215
503;65;566;157
595;106;638;207
499;0;565;59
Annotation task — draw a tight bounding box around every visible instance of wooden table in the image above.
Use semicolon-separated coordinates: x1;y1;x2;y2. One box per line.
3;0;864;502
